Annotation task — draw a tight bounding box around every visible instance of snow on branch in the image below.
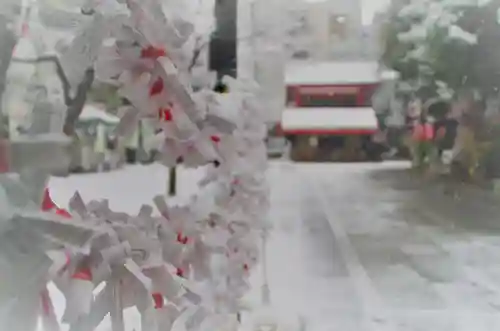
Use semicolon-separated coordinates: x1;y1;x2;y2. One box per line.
398;24;428;42
384;0;481;98
448;24;478;44
12;55;72;106
398;0;429;19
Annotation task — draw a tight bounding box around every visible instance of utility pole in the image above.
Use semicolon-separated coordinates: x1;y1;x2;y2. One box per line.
210;0;238;80
250;0;258;81
169;0;238;198
247;0;285;125
168;165;177;196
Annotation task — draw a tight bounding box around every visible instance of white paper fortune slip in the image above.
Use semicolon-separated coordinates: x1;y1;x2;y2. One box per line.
0;0;272;329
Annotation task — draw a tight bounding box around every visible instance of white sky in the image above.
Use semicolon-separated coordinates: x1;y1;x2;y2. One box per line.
362;0;391;24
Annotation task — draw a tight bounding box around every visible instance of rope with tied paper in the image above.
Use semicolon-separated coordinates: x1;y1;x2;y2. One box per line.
0;0;270;330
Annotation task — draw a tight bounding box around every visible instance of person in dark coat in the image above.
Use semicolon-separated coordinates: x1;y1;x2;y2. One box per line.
434;115;459;158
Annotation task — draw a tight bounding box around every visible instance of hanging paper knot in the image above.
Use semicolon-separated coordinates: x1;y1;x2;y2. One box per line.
7;1;272;328
71;267;93;281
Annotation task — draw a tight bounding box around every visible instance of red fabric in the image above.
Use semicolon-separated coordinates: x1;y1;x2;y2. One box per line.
72;267;93;281
412;123;434;141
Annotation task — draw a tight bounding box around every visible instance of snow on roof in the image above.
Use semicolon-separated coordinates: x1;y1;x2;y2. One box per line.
285;61;383;85
398;25;427;42
380;69;400;81
398;1;428;18
281;107;378;131
397;2;462;44
79;104;120;125
449;25;477;44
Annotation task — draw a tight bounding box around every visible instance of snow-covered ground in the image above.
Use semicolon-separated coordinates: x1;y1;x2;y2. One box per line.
46;161;500;331
258;161;500;331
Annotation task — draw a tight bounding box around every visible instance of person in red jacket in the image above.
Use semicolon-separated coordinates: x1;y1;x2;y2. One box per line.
411;113;435;169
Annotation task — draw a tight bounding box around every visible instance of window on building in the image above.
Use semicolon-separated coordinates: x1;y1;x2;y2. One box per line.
292;50;310;59
286;87;296;106
330;15;348;40
298;94;359;107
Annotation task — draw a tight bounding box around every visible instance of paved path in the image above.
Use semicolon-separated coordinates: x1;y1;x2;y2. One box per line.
260;161;500;331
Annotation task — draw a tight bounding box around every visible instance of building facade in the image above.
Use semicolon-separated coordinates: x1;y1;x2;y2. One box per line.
237;0;286;123
283;0;367;61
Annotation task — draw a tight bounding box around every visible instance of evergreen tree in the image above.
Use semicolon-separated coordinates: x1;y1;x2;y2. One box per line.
380;0;417;89
465;0;500;99
425;3;477;94
381;0;479;101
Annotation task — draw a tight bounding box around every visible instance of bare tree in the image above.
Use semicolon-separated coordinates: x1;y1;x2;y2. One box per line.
11;55;95;136
188;35;210;73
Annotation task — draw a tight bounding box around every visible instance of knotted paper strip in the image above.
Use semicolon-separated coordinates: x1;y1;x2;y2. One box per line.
0;0;270;330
